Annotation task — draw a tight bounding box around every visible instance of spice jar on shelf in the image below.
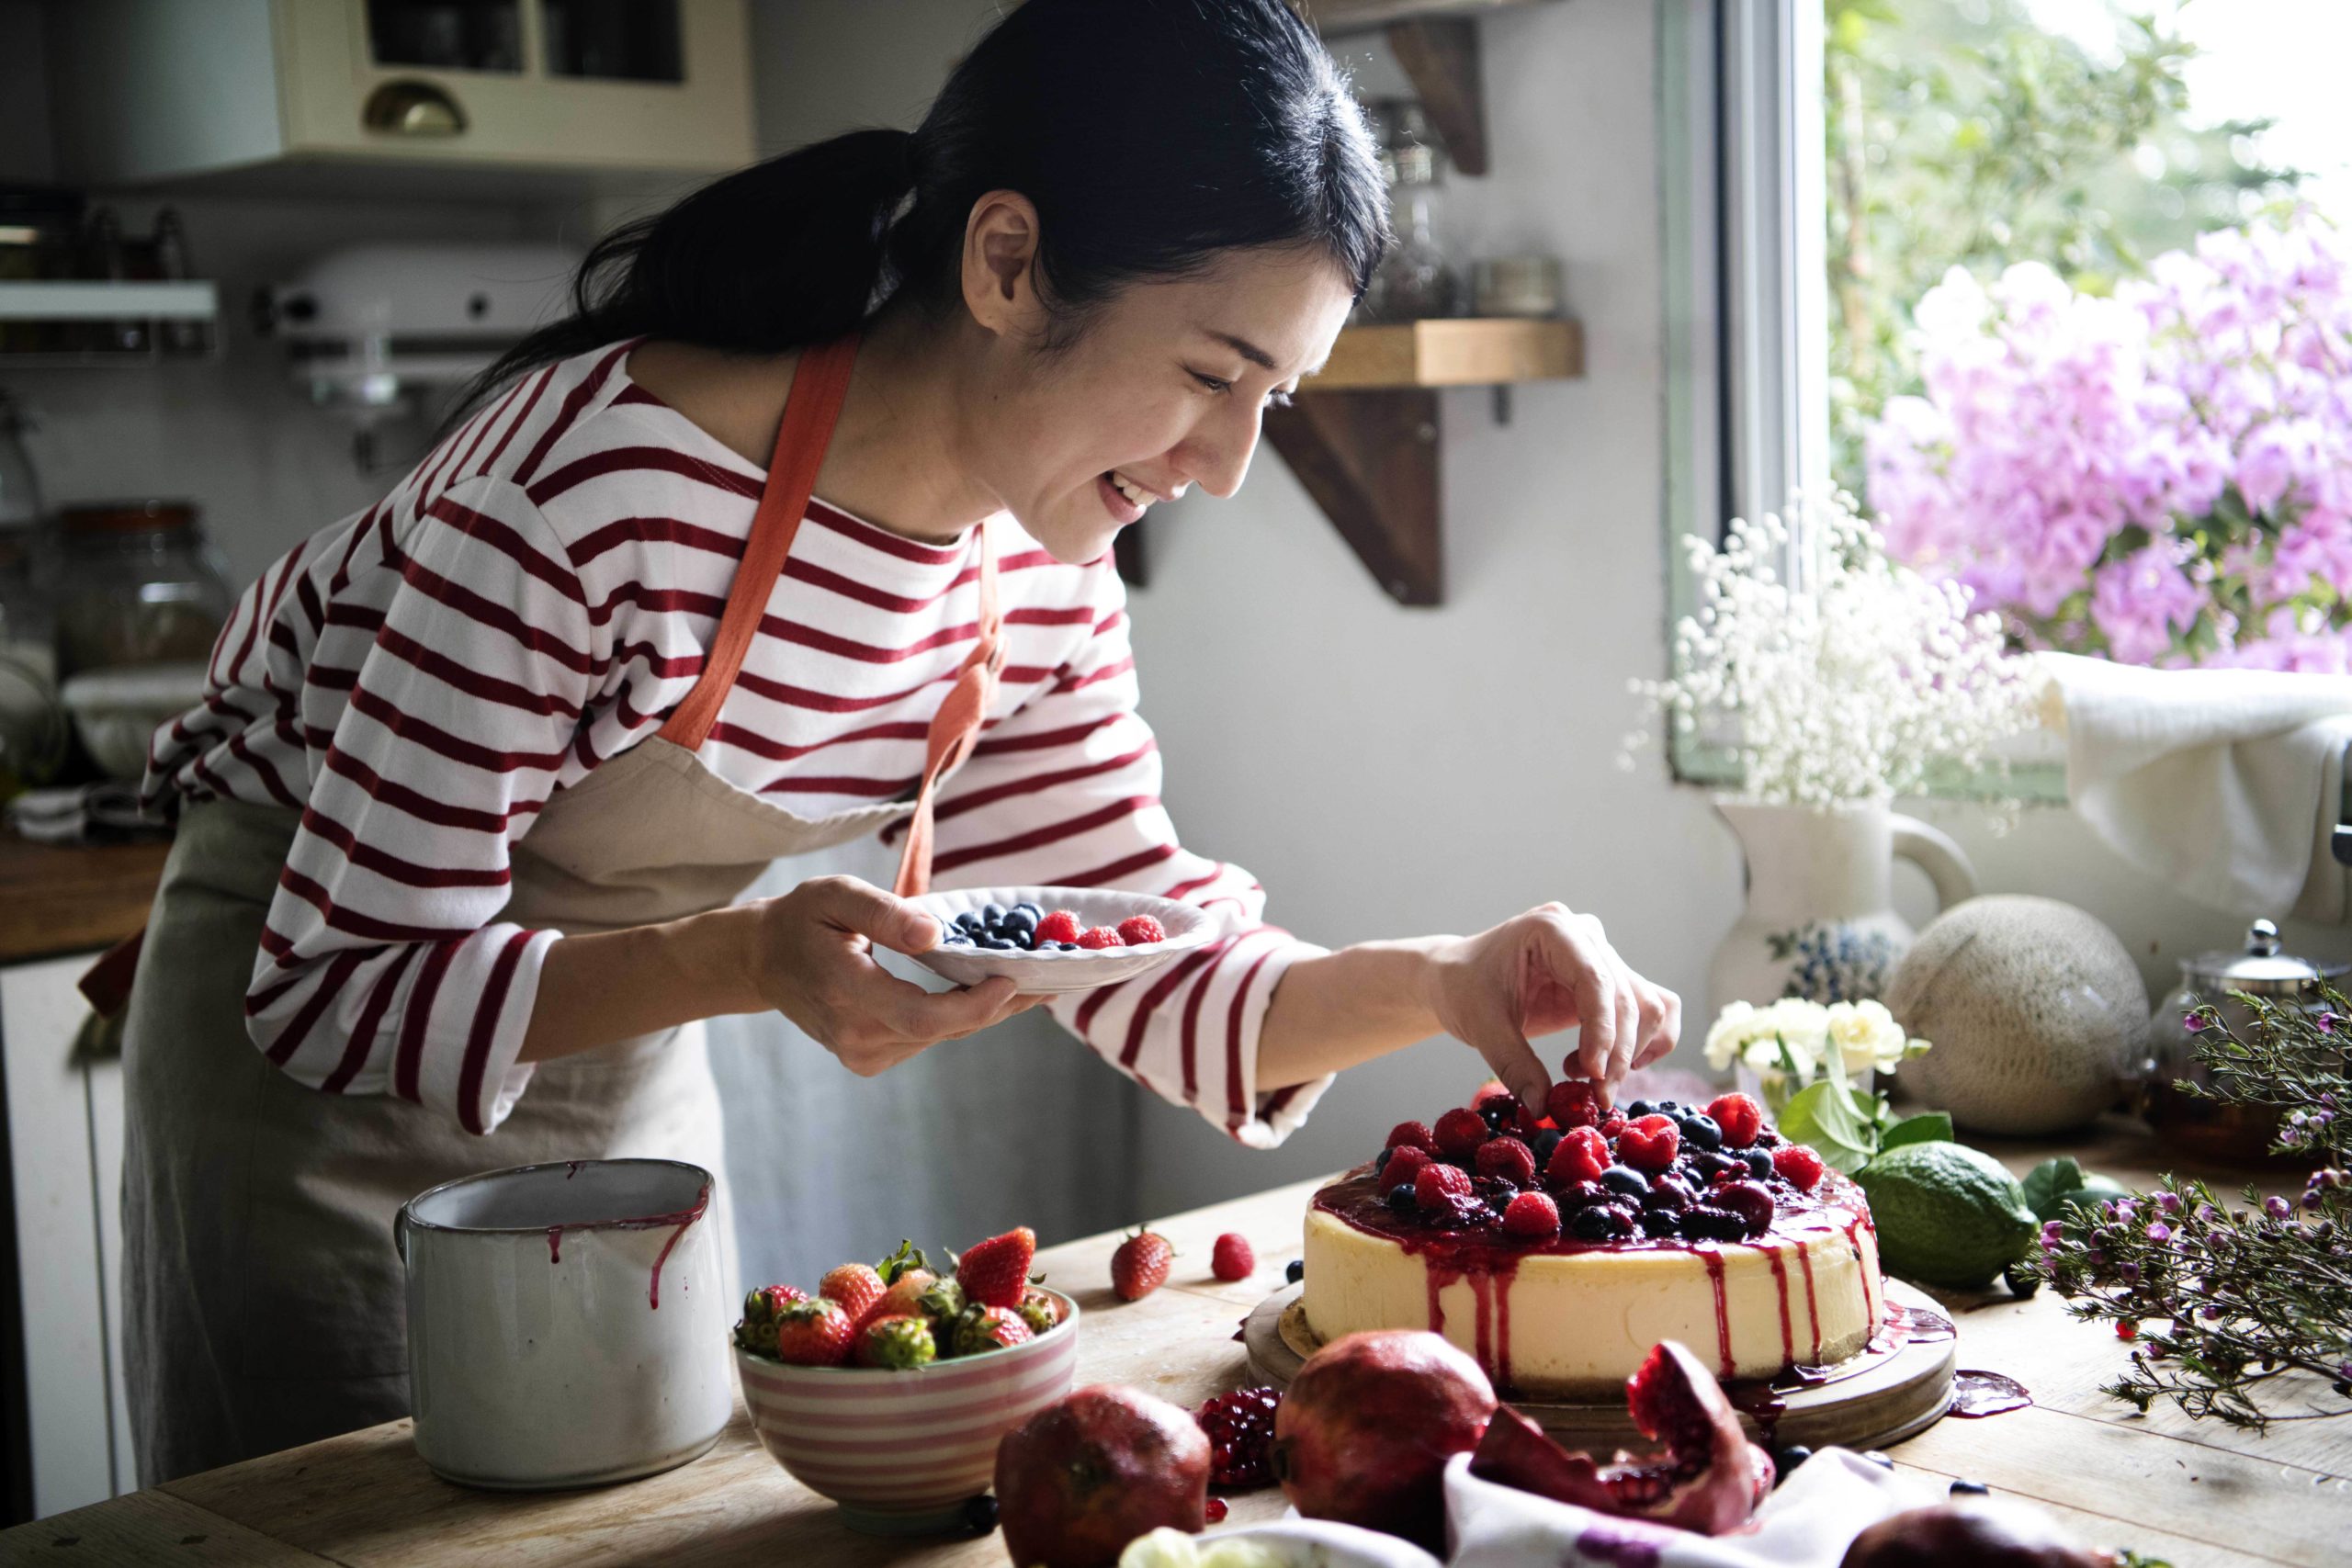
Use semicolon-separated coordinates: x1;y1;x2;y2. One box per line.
1356;99;1461;323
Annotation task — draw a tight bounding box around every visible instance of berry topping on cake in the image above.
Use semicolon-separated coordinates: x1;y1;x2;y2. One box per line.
1116;914;1167;945
1501;1190;1563;1238
1545;1079;1604;1130
1111;1228;1174;1301
1196;1386;1283;1490
1432;1106;1491;1160
1617;1114;1682;1172
1211;1233;1256;1280
1475;1135;1538;1186
956;1225;1037;1310
1772;1145;1827;1192
1386;1120;1442;1156
1381;1145;1432;1194
1035;908;1083;945
1705;1093;1764;1148
1713;1180;1777;1237
1415;1161;1474;1207
1544;1126;1610;1187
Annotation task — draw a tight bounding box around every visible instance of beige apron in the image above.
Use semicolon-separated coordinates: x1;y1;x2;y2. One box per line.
119;333;991;1483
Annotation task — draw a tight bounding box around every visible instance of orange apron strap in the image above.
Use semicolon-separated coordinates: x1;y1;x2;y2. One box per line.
80;927;146;1019
893;527;1004;898
656;333;863;753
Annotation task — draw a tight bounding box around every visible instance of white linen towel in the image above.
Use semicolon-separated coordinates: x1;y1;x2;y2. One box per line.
2039;651;2352;922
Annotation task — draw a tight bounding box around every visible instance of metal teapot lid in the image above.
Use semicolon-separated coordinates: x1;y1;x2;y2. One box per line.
2179;919;2346;996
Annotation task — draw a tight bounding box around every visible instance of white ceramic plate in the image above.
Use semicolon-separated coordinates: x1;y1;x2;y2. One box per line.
903;885;1216;995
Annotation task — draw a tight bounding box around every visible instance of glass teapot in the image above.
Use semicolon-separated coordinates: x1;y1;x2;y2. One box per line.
2142;919;2344;1164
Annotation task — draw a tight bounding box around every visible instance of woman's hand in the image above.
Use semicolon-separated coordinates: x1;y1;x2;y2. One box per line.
1425;902;1680;1111
744;875;1046;1077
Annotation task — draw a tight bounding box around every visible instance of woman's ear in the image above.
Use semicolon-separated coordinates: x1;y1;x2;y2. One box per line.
960;189;1048;340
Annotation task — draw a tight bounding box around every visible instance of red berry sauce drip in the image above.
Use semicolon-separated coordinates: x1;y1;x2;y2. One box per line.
1948;1369;2031;1417
1763;1242;1793;1367
1796;1245;1822;1363
547;1226;562;1265
1699;1250;1733;1379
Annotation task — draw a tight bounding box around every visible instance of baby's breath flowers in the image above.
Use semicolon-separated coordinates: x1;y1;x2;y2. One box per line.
1625;490;2039;807
2039;988;2351;1431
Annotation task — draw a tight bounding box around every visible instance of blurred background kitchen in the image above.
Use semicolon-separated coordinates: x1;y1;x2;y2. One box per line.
5;0;2349;1527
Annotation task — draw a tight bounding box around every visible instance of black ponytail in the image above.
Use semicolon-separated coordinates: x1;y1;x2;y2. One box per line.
463;0;1389;407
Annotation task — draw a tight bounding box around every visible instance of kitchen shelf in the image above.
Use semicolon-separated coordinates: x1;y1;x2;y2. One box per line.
0;280;221;367
1311;316;1581;389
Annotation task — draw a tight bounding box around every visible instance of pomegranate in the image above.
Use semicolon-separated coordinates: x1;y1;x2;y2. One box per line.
1839;1502;2119;1567
993;1385;1209;1568
1468;1340;1772;1536
1268;1329;1496;1550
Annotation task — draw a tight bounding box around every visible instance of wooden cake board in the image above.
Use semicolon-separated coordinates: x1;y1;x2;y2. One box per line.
1243;1279;1956;1452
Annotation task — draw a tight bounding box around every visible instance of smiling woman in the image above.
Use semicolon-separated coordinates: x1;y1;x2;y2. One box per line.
112;0;1684;1494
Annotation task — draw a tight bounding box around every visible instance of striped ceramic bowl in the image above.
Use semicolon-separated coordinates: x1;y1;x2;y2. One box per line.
735;1291;1081;1535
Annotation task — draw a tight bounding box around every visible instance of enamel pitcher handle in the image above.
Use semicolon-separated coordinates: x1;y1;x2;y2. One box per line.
1890;813;1977;911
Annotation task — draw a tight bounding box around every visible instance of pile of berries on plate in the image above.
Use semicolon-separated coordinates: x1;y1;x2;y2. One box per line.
937;900;1167;953
732;1227;1068;1369
1369;1069;1833;1247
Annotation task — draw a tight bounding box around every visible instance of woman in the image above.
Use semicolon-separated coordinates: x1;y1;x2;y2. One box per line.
119;0;1679;1483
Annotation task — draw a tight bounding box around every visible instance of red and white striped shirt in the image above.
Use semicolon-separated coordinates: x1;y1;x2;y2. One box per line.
144;342;1329;1146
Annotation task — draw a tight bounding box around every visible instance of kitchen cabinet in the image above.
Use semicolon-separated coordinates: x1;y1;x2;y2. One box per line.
45;0;754;197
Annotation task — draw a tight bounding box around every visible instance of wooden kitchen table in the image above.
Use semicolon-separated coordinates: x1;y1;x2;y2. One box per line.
5;1122;2344;1567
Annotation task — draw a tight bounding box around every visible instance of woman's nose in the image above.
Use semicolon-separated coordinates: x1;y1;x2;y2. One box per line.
1177;407;1261;500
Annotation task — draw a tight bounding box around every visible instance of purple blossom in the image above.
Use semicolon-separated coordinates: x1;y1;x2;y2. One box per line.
2146;1222;2174;1243
2266;1195;2294;1220
2156;1191;2183;1216
2185;1012;2209;1033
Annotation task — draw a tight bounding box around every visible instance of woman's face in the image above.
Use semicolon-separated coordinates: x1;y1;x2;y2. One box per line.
959;220;1359;565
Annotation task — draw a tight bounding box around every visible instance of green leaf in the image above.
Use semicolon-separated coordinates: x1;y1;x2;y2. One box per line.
1881;1111;1953;1151
2021;1156;2086;1223
1777;1079;1880;1173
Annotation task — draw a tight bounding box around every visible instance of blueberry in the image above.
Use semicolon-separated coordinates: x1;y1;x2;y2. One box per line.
1678;1112;1723;1150
1472;1175;1520;1206
1742;1148;1774;1177
956;910;986;931
940;927;970;943
1479;1102;1513;1133
1385;1185;1419;1214
1374;1146;1395;1177
1638;1208;1682;1238
1013;902;1042;919
1679;1205;1746;1242
1285;1258;1305;1283
1949;1480;1989;1495
963;1494;1001;1534
977;936;1015;950
1626;1099;1657;1119
1058;941;1080;951
1532;1129;1564;1167
1600;1165;1649;1199
1863;1450;1894;1471
1694;1151;1739;1180
1600;1203;1639;1238
1567;1204;1617;1241
1002;907;1037;931
982;902;1006;921
1658;1100;1682;1112
1772;1445;1811;1482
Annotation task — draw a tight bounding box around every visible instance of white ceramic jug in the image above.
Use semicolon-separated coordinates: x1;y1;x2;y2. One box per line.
396;1158;731;1489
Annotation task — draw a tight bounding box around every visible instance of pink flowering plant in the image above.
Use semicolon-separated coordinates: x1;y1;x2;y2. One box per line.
1866;210;2352;671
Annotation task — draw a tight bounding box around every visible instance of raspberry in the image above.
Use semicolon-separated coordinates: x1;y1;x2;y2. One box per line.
1433;1106;1491;1160
1772;1144;1826;1192
1617;1114;1681;1172
1381;1145;1432;1193
1705;1092;1764;1148
1545;1079;1603;1130
1599;1112;1628;1139
1414;1162;1473;1210
1210;1233;1255;1280
1115;913;1167;945
1195;1386;1282;1489
1386;1120;1441;1156
1475;1135;1537;1185
1544;1125;1611;1187
1501;1190;1562;1238
1035;908;1082;945
1075;925;1125;949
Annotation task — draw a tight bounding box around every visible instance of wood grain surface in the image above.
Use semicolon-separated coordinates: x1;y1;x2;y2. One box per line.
3;1120;2343;1567
0;832;166;966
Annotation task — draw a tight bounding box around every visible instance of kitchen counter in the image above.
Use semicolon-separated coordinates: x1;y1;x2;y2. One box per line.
6;1122;2346;1566
0;831;167;966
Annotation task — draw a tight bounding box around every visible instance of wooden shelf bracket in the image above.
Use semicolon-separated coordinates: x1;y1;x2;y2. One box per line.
1262;389;1443;606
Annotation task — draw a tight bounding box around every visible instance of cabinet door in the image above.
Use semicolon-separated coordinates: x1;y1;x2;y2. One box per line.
275;0;754;174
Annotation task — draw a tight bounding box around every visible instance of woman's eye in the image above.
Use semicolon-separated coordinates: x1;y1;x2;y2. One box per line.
1191;371;1233;394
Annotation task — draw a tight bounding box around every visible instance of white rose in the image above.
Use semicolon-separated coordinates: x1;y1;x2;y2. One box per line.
1825;998;1909;1074
1706;998;1828;1078
1702;1000;1758;1069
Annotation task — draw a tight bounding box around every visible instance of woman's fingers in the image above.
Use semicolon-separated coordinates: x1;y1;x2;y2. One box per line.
1463;1012;1552;1117
1637;985;1681;1068
803;874;942;956
1541;915;1618;1086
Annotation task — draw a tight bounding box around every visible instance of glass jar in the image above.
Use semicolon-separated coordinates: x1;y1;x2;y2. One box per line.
2141;919;2346;1164
0;394;66;793
55;502;234;677
1356;98;1462;325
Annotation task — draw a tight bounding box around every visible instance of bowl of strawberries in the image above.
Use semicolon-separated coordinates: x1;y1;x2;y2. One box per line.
904;885;1217;995
731;1225;1080;1535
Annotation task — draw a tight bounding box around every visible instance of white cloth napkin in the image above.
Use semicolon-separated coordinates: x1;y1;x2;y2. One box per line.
2039;651;2352;921
1187;1450;1929;1568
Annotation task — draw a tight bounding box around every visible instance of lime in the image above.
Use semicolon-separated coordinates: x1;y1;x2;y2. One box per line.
1856;1141;2039;1290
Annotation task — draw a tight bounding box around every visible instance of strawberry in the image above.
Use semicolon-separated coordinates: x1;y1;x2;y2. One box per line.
1475;1135;1537;1186
1115;914;1166;945
1432;1106;1490;1160
854;1313;938;1369
1035;908;1083;945
1380;1145;1432;1194
1111;1228;1174;1301
1210;1233;1255;1281
742;1283;809;1325
772;1298;855;1367
951;1304;1035;1356
1501;1190;1562;1239
1705;1093;1765;1148
1016;1285;1066;1336
1618;1113;1681;1172
1772;1144;1826;1192
917;1276;968;1325
875;1269;938;1323
1076;925;1125;950
1545;1079;1604;1130
957;1226;1037;1310
1544;1125;1610;1187
819;1263;885;1328
1385;1120;1441;1156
